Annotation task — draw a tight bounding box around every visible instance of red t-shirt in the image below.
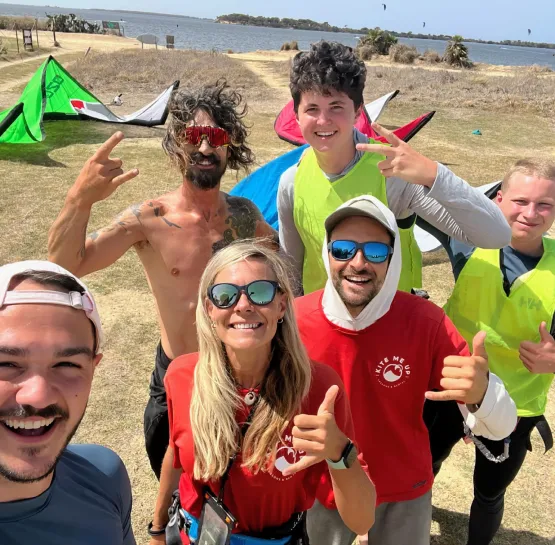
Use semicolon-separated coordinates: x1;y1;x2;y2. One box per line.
165;353;361;540
295;290;469;506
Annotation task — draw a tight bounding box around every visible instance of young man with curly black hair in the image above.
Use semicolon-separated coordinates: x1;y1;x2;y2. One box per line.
278;40;511;296
48;80;276;479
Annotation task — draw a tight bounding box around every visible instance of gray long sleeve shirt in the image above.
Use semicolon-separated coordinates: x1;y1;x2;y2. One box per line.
277;129;511;281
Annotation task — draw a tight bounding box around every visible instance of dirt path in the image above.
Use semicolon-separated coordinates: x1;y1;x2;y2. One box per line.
230;51;292;99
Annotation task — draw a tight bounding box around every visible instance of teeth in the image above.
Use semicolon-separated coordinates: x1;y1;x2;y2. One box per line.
346;276;370;283
4;417;55;430
316;132;334;137
232;323;261;329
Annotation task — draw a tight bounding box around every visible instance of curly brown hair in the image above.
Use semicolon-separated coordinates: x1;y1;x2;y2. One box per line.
162;80;255;175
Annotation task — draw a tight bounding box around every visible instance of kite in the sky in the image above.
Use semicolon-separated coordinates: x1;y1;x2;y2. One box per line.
382;3;387;10
423;21;426;28
528;28;532;35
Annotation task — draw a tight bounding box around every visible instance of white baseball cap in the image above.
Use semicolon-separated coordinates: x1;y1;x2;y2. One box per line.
0;260;103;354
325;197;396;240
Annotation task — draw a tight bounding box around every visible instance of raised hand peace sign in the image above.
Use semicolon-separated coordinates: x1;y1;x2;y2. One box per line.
355;122;438;187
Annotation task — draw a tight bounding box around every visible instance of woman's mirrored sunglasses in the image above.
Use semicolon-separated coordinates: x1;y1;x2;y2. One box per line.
208;280;281;309
184;126;231;148
328;240;393;264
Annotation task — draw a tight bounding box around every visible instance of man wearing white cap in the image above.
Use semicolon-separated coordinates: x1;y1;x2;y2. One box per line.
0;261;135;545
293;196;517;545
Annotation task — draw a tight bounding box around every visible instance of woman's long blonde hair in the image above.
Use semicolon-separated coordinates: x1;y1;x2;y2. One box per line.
190;240;312;481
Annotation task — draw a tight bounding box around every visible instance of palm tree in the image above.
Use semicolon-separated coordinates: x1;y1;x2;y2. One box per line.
443;35;472;68
358;27;398;56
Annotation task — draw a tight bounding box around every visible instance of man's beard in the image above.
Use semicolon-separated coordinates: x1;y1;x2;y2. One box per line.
0;404;83;484
186;152;227;190
332;269;384;313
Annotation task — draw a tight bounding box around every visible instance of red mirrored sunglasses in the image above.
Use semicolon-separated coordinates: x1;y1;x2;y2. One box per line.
183;126;231;148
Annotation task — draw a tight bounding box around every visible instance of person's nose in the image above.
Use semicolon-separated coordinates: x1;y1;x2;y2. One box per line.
522;202;539;220
15;372;57;410
316;109;332;126
234;290;254;312
198;136;214;155
350;249;369;271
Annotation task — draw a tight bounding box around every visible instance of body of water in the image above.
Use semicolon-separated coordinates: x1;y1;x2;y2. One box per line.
2;3;555;68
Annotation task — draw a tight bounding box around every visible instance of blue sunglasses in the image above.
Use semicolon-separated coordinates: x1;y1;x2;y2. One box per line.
328;240;393;264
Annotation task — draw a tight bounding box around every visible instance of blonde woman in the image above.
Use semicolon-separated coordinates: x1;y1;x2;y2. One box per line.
149;240;375;545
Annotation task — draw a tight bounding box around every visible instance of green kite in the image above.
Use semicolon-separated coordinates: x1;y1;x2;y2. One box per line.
0;56;179;144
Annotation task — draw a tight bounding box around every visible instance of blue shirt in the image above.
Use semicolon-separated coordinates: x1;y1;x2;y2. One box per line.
0;444;135;545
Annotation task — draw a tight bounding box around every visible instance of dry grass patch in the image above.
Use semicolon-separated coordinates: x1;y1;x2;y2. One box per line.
364;65;555;116
68;49;271;102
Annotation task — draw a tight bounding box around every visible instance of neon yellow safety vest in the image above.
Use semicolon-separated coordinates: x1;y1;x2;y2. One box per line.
292;143;422;294
444;240;555;417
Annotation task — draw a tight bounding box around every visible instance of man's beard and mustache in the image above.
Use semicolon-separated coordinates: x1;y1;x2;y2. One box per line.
0;404;83;484
186;152;227;190
332;267;384;313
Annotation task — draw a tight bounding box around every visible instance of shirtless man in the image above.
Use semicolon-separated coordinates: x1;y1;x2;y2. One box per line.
48;81;276;478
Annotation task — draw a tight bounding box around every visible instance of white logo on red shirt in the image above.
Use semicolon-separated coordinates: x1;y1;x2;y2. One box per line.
375;356;411;388
271;434;306;482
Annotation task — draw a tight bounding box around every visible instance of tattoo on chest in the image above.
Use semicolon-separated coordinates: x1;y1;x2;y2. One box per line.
148;201;182;229
211;196;262;253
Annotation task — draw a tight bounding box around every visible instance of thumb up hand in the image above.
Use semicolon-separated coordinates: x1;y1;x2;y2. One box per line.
281;385;349;477
425;331;489;406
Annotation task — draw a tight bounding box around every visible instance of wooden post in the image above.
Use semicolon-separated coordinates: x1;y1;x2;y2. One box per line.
35;19;40;52
14;25;20;54
155;37;158;50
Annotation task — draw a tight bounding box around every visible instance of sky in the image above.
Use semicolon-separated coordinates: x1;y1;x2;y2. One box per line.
5;0;554;42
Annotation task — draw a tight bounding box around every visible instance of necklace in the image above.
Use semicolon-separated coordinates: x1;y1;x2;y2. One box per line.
244;389;258;406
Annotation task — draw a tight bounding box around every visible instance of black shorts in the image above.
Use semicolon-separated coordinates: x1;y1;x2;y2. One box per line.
143;341;172;479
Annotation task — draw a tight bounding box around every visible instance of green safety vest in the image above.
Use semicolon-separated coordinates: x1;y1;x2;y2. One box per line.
292;143;422;295
444;240;555;417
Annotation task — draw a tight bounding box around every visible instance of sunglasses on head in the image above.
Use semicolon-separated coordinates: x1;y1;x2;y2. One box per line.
183;126;231;148
208;280;281;309
328;240;393;264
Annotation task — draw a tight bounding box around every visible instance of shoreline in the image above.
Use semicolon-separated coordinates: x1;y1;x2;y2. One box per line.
0;30;552;75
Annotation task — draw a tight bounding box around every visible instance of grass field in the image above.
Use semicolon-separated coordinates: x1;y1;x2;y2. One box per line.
0;47;554;544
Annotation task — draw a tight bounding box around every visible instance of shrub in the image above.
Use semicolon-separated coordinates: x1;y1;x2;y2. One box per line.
280;41;291;51
528;64;553;74
357;44;376;60
289;40;299;50
389;44;418;64
422;49;441;64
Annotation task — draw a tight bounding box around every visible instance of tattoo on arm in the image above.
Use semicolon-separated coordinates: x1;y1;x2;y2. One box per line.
85;203;143;243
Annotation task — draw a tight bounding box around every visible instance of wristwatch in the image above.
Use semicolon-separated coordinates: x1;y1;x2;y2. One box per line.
326;440;358;469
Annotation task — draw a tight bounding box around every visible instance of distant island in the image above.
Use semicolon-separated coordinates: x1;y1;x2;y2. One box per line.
216;13;555;50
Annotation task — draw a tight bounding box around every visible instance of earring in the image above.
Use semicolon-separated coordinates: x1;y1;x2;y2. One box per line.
277;318;284;324
211;322;216;329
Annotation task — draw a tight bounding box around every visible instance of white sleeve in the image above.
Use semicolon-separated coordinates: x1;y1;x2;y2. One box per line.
277;165;304;294
386;164;511;248
458;373;517;440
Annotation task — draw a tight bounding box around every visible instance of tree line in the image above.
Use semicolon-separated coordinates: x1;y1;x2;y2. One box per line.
216;14;555;49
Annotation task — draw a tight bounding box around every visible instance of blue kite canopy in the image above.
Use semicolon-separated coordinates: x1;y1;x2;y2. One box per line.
230;146;306;230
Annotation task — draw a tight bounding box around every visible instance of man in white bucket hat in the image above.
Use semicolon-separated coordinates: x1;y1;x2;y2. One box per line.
0;261;135;545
